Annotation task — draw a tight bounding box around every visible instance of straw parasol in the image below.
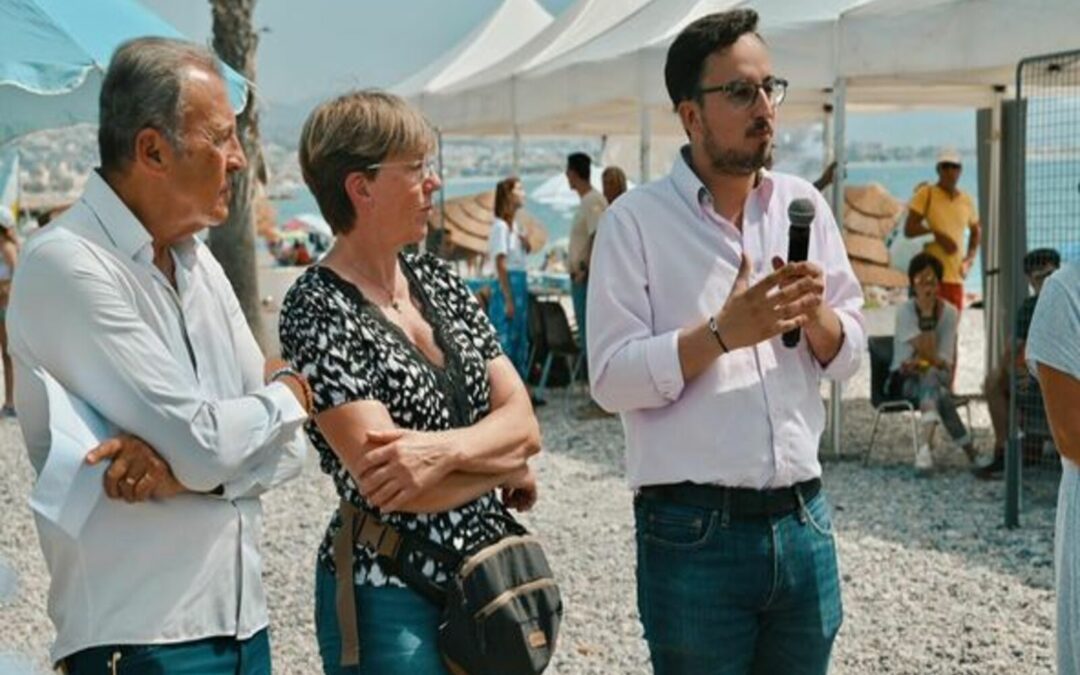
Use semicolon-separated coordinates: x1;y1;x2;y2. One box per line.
842;182;909;290
429;190;547;260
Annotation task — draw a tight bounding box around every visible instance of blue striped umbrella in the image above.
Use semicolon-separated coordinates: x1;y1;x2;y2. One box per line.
0;0;249;145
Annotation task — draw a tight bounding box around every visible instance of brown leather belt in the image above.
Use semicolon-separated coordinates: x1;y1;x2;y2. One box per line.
638;478;821;519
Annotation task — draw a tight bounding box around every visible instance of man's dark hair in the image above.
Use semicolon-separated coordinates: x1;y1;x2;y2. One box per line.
1023;247;1061;275
664;9;761;110
908;252;944;288
567;152;591;182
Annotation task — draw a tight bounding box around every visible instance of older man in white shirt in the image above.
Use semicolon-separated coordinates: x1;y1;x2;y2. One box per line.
587;10;864;675
9;38;310;674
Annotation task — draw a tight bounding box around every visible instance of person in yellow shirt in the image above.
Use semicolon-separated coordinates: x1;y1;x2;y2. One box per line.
903;148;982;314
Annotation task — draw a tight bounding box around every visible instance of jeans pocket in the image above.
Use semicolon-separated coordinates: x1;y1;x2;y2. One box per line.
640;502;714;550
314;564;347;674
116;644;164;674
802;494;835;538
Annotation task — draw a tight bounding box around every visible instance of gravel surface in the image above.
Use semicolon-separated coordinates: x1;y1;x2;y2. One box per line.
0;308;1059;674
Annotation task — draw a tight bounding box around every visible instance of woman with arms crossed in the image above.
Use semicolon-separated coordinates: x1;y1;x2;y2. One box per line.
280;91;541;675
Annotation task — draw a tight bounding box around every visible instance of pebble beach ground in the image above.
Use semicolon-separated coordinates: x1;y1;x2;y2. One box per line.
0;306;1060;674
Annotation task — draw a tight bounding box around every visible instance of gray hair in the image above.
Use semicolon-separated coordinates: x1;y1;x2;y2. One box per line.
98;37;222;172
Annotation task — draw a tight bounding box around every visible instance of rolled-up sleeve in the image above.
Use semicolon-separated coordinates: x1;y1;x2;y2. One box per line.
587;208;685;412
215;258;307;500
812;190;866;381
12;235;307;493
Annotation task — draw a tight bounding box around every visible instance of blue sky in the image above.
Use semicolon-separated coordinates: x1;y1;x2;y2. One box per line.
139;0;972;147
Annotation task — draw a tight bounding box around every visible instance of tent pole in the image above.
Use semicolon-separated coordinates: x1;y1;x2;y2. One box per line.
639;103;652;183
512;128;522;175
511;75;522;174
636;49;651;184
437;127;446;255
828;78;847;458
985;85;1006;376
823;103;835;166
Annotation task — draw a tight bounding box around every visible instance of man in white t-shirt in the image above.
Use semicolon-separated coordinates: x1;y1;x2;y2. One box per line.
566;152;607;411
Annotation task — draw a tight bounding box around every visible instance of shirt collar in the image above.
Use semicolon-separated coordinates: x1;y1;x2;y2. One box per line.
81;171;201;267
81;170;154;260
671;144;776;220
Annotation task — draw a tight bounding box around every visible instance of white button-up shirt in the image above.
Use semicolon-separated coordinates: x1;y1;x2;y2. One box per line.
587;149;865;490
9;172;307;663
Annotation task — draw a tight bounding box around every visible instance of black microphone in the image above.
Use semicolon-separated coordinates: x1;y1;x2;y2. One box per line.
782;198;815;348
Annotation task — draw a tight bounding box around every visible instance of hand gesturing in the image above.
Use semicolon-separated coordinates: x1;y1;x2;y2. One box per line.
713;254;823;350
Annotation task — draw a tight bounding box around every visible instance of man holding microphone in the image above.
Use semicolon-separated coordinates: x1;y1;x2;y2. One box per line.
587;10;865;674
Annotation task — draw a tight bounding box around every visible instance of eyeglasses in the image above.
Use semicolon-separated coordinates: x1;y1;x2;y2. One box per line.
697;76;788;109
938;162;961;171
363;157;440;181
913;272;940;286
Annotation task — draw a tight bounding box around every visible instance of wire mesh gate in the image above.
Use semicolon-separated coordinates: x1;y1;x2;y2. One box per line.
1005;49;1080;526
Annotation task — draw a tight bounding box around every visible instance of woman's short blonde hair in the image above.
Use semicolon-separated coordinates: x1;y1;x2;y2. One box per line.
299;90;436;234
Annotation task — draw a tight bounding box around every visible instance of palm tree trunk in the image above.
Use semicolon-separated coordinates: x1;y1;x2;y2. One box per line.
209;0;266;349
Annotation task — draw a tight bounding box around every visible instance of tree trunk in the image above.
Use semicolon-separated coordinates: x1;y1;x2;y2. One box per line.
209;0;267;349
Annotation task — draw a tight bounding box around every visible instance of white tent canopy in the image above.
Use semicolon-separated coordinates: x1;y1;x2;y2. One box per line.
418;0;1080;139
839;0;1080;87
417;0;874;136
524;0;858;114
392;0;552;102
419;0;653;135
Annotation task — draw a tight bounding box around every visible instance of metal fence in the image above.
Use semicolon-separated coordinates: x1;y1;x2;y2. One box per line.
1005;49;1080;526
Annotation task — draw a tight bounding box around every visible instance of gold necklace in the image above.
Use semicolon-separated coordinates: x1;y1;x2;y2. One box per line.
352;264;403;312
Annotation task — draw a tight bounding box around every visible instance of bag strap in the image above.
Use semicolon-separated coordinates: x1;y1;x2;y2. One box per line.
338;500;462;603
332;502;362;667
332;499;461;666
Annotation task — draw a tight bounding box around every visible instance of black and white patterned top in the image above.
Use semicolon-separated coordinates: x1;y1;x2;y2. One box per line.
279;252;508;587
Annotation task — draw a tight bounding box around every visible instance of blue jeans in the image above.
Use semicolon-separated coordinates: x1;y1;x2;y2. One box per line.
314;563;449;675
898;367;971;444
570;280;588;354
635;491;842;675
63;628;270;674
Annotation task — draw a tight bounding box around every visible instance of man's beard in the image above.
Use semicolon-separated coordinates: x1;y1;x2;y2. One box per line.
703;120;774;176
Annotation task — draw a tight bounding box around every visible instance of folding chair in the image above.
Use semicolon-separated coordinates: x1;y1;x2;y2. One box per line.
534;300;584;401
525;295;546;379
865;335;920;464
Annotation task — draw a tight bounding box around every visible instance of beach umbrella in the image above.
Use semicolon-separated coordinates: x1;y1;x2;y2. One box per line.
0;0;249;145
528;167;632;210
430;190;547;260
281;213;334;242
